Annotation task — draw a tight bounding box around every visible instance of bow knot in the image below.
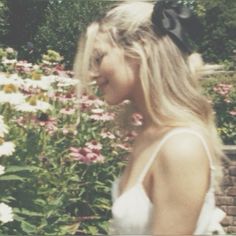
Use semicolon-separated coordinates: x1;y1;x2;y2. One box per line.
152;0;203;53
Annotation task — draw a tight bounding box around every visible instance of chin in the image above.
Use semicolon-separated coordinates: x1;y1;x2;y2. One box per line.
104;96;124;106
105;100;119;106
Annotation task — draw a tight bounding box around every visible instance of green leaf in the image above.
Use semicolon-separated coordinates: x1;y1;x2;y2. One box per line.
87;226;98;235
69;176;80;182
14;208;43;217
34;199;47;207
59;222;80;235
0;175;25;181
21;221;37;233
5;166;38;173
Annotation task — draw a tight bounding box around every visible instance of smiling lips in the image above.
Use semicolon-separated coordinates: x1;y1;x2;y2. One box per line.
96;80;108;91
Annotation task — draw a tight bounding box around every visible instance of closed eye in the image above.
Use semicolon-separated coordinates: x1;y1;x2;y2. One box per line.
92;50;106;67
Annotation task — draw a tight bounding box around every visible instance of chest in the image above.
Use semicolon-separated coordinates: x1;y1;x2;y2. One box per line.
117;127;171;202
118;140;159;202
111;141;158;235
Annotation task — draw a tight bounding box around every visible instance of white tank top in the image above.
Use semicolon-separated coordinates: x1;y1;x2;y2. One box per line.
109;128;226;235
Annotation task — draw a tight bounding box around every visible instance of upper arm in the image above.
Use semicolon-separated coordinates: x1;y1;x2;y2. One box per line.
151;132;210;234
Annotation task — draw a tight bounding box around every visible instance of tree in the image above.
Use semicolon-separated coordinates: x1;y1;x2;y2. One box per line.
5;0;48;58
33;0;114;68
198;0;236;63
0;0;9;46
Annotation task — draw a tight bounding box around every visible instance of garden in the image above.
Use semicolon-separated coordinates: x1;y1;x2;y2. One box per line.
0;0;235;235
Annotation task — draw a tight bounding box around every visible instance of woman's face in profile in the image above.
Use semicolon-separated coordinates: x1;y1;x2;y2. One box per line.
89;33;140;105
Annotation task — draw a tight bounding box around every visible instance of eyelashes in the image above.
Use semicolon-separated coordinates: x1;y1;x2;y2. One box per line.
90;50;106;68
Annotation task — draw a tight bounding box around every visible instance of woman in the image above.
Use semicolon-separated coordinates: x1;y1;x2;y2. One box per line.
74;1;226;234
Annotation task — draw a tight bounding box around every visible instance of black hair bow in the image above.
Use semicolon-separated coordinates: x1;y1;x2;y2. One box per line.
151;0;203;53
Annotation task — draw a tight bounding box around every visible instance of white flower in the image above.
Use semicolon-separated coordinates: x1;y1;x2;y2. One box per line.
56;76;78;87
0;116;8;137
0;141;15;157
0;91;26;106
0;73;24;87
23;77;52;91
5;47;14;54
32;65;40;70
15;61;32;68
42;60;54;65
91;108;105;114
0;165;5;175
15;100;52;113
2;59;17;65
0;203;14;224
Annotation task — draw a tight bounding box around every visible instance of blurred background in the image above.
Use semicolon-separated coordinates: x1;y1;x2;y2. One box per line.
0;0;235;69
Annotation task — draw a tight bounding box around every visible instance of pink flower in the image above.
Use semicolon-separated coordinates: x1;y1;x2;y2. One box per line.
60;108;76;115
85;140;102;151
213;83;233;97
32;114;58;134
57;93;77;103
69;146;104;164
86;152;104;162
14;116;27;128
229;110;236;116
124;131;138;142
78;94;105;110
101;130;115;139
90;112;114;121
114;143;131;152
131;113;143;126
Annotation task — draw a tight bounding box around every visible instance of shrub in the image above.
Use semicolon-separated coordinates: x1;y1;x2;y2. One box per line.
0;49;235;235
4;0;48;53
0;49;130;235
199;0;236;63
0;0;9;46
201;72;236;145
33;0;114;68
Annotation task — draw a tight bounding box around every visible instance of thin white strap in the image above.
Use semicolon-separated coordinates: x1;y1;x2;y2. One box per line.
137;128;215;183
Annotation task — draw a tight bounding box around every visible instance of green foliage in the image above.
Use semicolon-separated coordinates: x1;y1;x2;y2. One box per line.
0;51;129;234
42;49;63;64
2;0;235;67
198;0;236;63
4;0;48;62
201;72;236;144
180;0;236;63
0;49;235;234
33;0;114;68
0;0;9;46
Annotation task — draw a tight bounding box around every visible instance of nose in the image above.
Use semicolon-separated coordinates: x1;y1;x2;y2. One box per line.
89;70;100;80
89;71;100;81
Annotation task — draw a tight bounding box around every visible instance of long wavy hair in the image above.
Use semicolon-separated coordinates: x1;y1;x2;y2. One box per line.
74;1;224;188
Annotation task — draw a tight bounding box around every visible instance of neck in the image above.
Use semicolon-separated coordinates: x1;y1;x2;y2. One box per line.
129;76;159;131
131;95;155;130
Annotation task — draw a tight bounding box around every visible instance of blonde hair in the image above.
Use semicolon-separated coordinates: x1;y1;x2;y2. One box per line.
74;1;224;188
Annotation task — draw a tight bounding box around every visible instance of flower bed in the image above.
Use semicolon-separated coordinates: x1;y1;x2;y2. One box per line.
201;72;236;145
0;48;235;235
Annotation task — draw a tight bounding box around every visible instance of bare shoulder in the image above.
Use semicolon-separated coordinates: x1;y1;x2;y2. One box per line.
150;130;211;191
149;130;211;234
158;130;211;170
